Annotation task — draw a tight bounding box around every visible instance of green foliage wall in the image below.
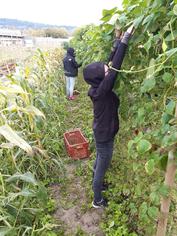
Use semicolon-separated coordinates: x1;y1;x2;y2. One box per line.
71;0;177;235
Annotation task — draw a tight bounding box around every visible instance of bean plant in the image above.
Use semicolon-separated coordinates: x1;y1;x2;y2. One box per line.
71;0;177;235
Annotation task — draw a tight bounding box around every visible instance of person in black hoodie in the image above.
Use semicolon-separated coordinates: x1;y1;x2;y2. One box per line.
83;25;135;208
63;47;81;100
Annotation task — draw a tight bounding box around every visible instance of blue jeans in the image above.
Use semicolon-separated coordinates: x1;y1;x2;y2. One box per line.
65;76;76;97
93;138;114;202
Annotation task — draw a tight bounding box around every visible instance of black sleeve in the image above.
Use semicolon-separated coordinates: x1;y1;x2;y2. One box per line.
108;39;121;63
72;58;81;68
95;42;127;98
111;42;127;70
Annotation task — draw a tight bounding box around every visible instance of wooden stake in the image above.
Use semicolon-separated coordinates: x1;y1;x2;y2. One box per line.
156;104;177;236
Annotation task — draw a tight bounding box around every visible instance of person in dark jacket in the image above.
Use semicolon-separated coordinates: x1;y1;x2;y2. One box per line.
83;25;135;208
63;47;81;100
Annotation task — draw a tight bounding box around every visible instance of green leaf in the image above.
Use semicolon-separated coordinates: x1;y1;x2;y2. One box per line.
118;14;128;24
133;15;144;28
133;162;139;172
146;58;155;79
145;159;155;175
0;228;11;236
137;139;152;154
141;58;156;93
141;78;156;93
144;35;153;53
162;72;173;83
163;47;177;57
128;140;134;154
150;192;160;205
129;203;138;214
123;0;129;7
159;155;168;171
161;124;171;134
102;24;114;34
162;39;167;52
0;84;28;96
162;132;177;147
135;185;142;197
36;184;48;206
134;132;143;143
101;14;113;22
24;105;45;118
140;202;148;214
142;14;154;25
102;7;117;17
8;188;35;200
6;172;37;185
139;202;148;222
165;100;176;115
137;107;145;124
109;221;115;228
173;4;177;15
104;35;112;41
157;48;177;60
127;4;138;12
101;8;117;22
0;124;33;156
148;206;159;219
152;0;164;7
165;30;177;41
161;113;173;125
18;188;35;197
158;185;169;197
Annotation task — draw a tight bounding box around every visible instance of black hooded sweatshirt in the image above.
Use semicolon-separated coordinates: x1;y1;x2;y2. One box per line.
83;41;127;143
63;47;81;77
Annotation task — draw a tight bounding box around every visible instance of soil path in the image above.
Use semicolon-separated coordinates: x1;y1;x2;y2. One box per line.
50;78;105;236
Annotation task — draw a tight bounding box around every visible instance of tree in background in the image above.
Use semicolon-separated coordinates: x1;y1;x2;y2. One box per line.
25;27;69;38
45;27;69;38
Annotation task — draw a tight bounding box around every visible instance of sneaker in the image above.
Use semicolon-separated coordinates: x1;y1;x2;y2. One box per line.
70;95;75;100
92;198;108;209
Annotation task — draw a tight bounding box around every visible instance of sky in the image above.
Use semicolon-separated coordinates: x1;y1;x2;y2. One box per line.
0;0;122;26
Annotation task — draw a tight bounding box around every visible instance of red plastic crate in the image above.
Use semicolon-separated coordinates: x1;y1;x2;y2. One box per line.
63;129;90;160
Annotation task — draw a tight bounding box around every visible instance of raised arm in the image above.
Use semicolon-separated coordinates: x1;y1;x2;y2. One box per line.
96;25;135;97
107;29;122;63
72;57;82;68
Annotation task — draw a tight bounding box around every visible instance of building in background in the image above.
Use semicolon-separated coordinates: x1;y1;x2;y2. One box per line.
0;28;70;48
0;28;24;46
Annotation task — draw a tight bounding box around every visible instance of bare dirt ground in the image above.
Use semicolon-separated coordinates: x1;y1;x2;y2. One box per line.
50;162;105;236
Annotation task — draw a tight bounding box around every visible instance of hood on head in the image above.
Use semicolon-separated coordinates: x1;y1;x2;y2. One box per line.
83;62;105;87
67;47;75;57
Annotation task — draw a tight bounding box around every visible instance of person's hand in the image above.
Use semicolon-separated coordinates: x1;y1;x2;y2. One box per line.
115;28;122;39
126;24;135;35
121;24;135;45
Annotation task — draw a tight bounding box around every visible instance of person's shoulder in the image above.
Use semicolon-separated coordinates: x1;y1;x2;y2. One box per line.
88;87;100;99
65;55;73;61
